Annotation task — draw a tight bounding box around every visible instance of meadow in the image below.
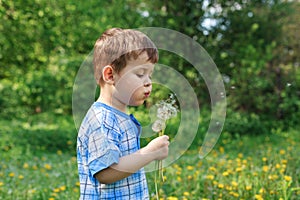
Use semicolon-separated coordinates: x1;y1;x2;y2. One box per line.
0;113;299;200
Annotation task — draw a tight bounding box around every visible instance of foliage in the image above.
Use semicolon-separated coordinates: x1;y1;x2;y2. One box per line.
0;0;299;131
202;0;300;128
0;113;76;154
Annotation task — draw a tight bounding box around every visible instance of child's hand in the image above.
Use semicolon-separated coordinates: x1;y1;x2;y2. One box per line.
143;135;169;160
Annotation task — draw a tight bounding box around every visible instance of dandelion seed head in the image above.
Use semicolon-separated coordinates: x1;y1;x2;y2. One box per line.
152;119;166;133
152;93;178;132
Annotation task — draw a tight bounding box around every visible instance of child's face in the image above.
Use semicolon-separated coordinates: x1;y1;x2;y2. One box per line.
113;52;154;107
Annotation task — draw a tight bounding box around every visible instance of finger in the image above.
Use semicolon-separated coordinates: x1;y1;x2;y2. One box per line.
162;135;169;140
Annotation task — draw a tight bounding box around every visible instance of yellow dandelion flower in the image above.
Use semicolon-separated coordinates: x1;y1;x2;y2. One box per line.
275;163;281;169
262;157;267;162
226;185;233;191
183;192;190;196
229;191;239;197
187;165;194;170
188;175;193;180
222;171;229;176
206;175;214;180
284;175;292;182
60;185;66;191
18;175;24;179
262;166;268;172
32;165;38;170
255;194;264;200
23;163;29;169
75;181;80;186
8;172;15;177
53;188;60;193
0;182;4;187
209;166;216;172
57;150;62;155
176;171;181;175
282;164;287;169
245;185;252;190
259;188;265;194
235;167;242;172
238;153;243;158
48;198;55;200
177;176;182;182
219;146;224;153
44;164;52;170
218;183;224;189
28;189;36;194
279;149;286;155
231;181;238;187
281;159;288;164
167;197;178;200
233;192;239;197
213;181;218;186
163;175;167;181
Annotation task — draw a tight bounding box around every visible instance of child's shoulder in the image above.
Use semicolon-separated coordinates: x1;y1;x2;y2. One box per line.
83;102;129;129
78;102;120;136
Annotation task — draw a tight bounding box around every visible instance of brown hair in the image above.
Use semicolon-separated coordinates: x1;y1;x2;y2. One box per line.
93;28;158;84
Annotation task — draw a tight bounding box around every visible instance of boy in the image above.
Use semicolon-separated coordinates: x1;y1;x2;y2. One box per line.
77;28;169;199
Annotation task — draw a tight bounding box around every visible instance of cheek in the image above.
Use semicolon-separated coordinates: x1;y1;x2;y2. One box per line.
114;75;143;102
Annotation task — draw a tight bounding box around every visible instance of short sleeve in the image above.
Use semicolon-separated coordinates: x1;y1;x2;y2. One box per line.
87;131;121;177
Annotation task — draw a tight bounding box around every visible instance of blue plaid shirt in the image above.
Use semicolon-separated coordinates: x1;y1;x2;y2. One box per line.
77;102;149;199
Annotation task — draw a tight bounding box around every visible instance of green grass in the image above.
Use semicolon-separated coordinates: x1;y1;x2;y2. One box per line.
0;114;299;200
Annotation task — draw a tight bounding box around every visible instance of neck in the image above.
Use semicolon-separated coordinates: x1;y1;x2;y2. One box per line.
97;86;127;113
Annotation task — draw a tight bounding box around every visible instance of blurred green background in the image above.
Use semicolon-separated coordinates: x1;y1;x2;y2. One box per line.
1;0;299;136
0;1;300;199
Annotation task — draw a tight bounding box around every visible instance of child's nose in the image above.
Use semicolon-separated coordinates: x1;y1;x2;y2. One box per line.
144;76;152;87
144;82;151;87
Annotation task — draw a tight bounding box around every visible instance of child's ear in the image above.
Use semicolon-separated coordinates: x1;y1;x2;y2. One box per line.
102;65;115;85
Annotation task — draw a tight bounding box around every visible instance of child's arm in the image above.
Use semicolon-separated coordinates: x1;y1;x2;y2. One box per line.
94;135;169;184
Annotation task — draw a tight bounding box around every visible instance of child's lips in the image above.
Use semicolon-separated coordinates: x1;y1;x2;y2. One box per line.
144;92;150;98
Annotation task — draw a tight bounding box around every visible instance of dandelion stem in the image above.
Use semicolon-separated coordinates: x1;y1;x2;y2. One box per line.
154;161;159;200
158;129;165;182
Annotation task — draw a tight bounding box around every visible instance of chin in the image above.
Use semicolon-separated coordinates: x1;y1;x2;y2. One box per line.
129;99;145;106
